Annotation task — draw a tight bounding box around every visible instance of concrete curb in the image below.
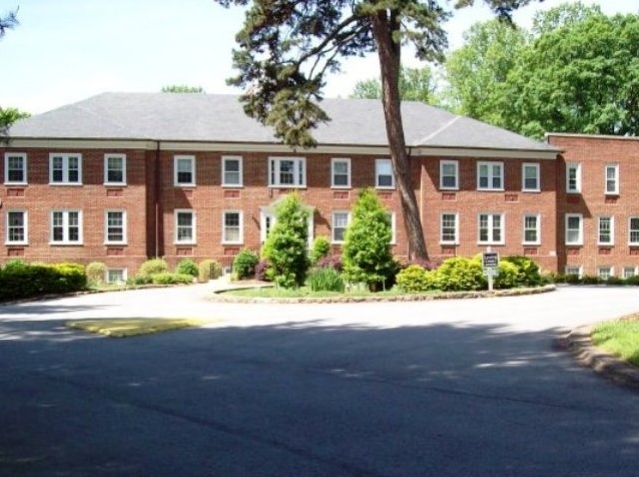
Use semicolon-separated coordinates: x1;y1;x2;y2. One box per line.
558;325;639;390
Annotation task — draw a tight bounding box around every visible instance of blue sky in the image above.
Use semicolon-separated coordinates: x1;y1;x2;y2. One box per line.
1;0;637;114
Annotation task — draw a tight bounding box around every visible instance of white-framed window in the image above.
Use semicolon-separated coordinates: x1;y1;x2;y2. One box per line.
174;155;195;186
331;158;351;188
6;210;27;245
440;213;458;244
477;161;503;190
105;210;127;244
629;217;639;245
565;214;583;245
222;211;243;244
523;214;540;245
522;163;540;192
565;265;582;277
175;210;195;244
269;157;306;187
50;153;82;185
623;266;636;279
597;266;613;280
104;154;126;185
260;208;314;246
51;210;82;244
4;153;27;184
597;216;614;245
566;163;581;193
375;159;395;189
440;160;459;190
605;164;619;195
478;213;504;244
106;268;127;285
222;156;243;187
332;211;350;243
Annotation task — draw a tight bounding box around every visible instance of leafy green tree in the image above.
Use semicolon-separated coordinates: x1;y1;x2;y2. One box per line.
261;194;310;288
161;85;205;93
213;0;540;260
342;188;395;291
350;66;440;105
1;9;20;143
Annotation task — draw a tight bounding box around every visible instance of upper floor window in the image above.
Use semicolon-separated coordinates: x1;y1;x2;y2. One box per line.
375;159;395;189
4;153;27;184
104;154;126;185
478;213;504;244
6;210;27;245
523;214;540;245
565;213;583;245
440;160;459;190
566;163;581;193
629;217;639;245
598;216;614;245
222;156;243;187
331;158;351;188
477;161;503;190
440;213;458;244
174;155;195;186
269;157;306;187
50;154;82;185
105;210;127;244
522;163;540;192
51;210;82;244
605;164;619;195
332;211;350;243
222;211;243;244
175;210;195;244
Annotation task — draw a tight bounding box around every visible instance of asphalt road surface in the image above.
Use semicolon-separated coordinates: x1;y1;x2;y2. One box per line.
2;284;639;476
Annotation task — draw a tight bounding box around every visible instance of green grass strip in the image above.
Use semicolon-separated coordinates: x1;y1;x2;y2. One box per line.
592;317;639;366
66;318;208;338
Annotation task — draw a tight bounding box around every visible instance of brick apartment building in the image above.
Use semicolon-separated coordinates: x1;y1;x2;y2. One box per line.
1;92;620;282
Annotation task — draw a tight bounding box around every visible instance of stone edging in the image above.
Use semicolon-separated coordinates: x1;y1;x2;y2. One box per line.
209;283;556;304
557;325;639;390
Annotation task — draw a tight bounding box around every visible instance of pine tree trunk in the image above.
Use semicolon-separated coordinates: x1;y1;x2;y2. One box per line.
371;11;429;260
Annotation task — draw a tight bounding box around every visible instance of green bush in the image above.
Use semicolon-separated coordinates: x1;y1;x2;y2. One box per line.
232;249;260;280
501;256;542;287
0;262;87;301
494;260;519;289
396;264;436;293
138;258;169;277
3;259;27;272
86;261;107;286
151;272;194;285
176;259;198;277
127;274;153;286
198;259;222;282
434;256;486;291
564;273;582;284
310;236;331;265
307;267;345;292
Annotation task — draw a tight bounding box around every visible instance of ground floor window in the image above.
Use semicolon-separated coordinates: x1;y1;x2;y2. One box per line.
564;265;582;277
106;268;127;284
51;210;82;244
623;266;636;279
597;266;613;280
223;211;243;244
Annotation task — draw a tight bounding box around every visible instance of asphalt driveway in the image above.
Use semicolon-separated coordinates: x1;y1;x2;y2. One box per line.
2;284;639;476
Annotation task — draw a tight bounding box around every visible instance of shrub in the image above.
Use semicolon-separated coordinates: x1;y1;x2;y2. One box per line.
262;194;311;288
310;236;331;265
433;256;486;291
138;258;169;277
501;256;542;287
625;275;639;286
564;273;582;284
3;259;27;272
401;257;441;271
233;249;260;280
494;260;519;289
316;255;343;272
396;264;436;293
342;188;396;291
307;267;345;292
582;275;602;285
198;259;222;282
151;272;194;285
176;259;198;277
127;274;153;286
254;260;272;281
0;262;87;301
86;261;107;286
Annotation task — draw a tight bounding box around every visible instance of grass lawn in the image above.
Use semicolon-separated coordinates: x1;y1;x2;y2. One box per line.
591;316;639;366
66;318;210;338
225;286;441;299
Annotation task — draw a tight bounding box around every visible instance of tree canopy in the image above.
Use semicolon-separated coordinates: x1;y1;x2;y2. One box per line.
161;85;205;93
0;8;18;39
350;66;441;105
1;9;20;142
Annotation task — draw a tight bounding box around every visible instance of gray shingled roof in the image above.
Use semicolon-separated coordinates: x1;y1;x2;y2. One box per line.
9;92;557;152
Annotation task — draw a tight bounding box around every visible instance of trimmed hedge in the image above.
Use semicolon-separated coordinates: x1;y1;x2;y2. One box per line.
0;262;87;301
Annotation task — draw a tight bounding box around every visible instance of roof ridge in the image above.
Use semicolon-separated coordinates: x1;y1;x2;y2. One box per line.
415;115;461;145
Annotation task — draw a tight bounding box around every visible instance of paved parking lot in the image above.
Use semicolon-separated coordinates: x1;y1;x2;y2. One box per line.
2;285;639;476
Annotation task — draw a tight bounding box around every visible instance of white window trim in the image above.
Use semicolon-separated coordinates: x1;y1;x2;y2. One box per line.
522;214;541;245
440;160;459;190
522;163;540;192
331;211;350;244
605;163;619;195
566;163;581;193
222;155;243;187
50;210;83;245
174;155;196;187
104;154;127;185
222;210;244;245
331;158;351;189
106;268;128;284
439;212;459;245
104;210;127;245
629;217;639;245
268;156;306;188
375;158;395;189
174;209;196;244
597;216;614;246
597;266;614;280
49;153;82;185
477;161;504;191
623;266;637;279
565;213;583;246
5;210;28;245
477;213;505;245
4;152;27;185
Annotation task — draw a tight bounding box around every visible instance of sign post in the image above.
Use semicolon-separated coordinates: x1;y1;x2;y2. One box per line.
482;250;500;291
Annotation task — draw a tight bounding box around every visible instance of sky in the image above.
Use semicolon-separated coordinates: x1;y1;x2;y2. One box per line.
1;0;638;115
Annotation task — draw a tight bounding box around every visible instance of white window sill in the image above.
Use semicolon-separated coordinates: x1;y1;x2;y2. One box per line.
4;182;27;186
50;242;83;246
104;182;127;187
5;242;28;246
222;184;244;188
49;182;83;186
